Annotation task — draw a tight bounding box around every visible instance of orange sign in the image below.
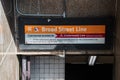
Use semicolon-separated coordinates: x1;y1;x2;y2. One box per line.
24;25;105;34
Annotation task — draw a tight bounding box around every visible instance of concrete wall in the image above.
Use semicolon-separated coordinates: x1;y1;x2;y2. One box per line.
0;1;19;80
17;0;115;17
0;55;19;80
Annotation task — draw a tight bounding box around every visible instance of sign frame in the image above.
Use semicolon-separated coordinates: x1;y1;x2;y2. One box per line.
18;16;114;50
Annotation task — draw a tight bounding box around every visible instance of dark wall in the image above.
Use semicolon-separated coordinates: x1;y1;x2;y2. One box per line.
66;0;115;17
17;0;115;17
66;64;113;80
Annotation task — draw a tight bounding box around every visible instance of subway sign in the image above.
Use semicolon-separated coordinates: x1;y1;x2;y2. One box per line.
18;17;114;50
24;25;105;44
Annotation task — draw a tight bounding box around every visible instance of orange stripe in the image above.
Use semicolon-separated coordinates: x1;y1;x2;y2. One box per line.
24;25;105;34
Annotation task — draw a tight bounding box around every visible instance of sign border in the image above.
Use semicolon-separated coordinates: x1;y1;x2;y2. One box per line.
18;16;114;50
